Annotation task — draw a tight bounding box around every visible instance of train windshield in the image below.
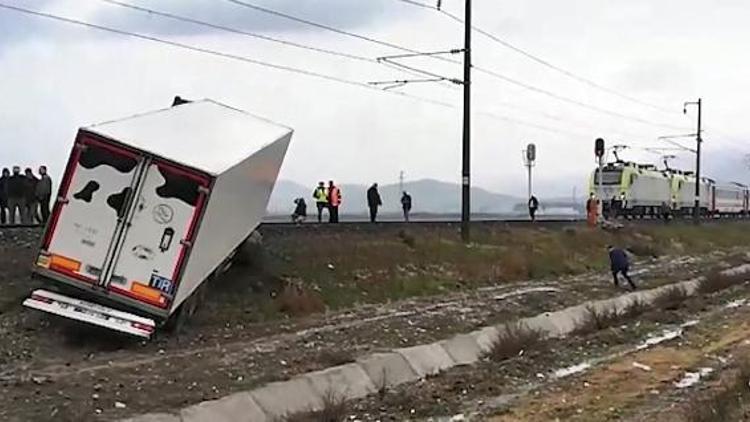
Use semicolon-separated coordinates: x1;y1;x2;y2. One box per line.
593;169;623;185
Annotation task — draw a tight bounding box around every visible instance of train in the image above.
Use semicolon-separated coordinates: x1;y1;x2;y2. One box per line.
589;161;749;218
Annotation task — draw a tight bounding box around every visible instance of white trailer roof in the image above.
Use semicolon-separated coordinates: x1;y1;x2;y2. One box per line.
85;99;293;175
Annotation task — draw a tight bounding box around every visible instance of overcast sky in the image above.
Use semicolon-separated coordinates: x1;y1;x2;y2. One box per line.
1;0;748;198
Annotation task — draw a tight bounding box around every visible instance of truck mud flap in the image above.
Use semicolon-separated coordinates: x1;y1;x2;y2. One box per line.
23;289;156;339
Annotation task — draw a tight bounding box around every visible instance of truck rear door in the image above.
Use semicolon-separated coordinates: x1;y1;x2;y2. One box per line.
40;136;142;285
39;134;210;312
105;160;210;309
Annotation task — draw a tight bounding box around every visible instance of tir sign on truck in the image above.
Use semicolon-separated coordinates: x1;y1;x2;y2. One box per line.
24;99;293;338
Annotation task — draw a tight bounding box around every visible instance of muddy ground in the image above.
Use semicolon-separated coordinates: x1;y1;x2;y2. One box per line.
0;223;748;421
345;272;750;421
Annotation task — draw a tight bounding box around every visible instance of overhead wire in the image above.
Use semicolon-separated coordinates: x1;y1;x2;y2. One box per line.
396;0;680;115
0;2;592;140
222;0;691;132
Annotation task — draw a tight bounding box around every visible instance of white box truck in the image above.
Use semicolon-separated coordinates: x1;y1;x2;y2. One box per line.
23;99;292;338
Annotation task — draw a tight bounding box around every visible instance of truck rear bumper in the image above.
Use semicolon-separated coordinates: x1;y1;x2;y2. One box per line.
23;289;156;338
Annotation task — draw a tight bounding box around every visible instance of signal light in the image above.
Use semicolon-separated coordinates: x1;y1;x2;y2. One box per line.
595;138;605;158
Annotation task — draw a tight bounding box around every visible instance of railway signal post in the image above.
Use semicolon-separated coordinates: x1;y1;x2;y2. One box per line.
523;143;537;200
595;138;605;220
684;98;703;223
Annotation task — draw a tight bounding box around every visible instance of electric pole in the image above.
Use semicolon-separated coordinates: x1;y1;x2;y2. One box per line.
399;170;404;194
460;0;472;242
684;98;702;223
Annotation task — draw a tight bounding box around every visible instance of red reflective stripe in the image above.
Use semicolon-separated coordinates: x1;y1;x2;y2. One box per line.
82;135;140;158
156;160;211;186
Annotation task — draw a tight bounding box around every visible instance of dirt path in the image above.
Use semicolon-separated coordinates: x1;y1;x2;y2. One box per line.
0;228;746;421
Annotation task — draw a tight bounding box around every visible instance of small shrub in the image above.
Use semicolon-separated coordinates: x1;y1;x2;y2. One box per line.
574;305;621;334
626;243;662;258
276;282;325;317
488;322;547;361
397;230;416;248
285;390;348;422
654;286;689;311
698;271;746;295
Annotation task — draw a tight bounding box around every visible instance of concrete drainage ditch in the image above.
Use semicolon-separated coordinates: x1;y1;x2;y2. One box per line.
123;264;750;422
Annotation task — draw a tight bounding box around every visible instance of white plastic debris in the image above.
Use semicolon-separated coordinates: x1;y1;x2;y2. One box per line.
674;368;714;388
725;299;747;309
632;362;652;372
554;362;592;378
493;287;560;301
114;402;127;409
637;329;682;350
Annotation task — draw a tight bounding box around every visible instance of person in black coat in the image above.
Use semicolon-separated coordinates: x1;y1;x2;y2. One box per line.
0;168;8;225
366;183;382;223
608;245;636;290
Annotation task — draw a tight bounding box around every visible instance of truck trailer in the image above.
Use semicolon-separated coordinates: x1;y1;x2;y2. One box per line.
23;99;292;338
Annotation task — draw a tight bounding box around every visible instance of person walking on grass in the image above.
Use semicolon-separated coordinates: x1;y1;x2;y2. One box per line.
367;183;382;223
607;245;637;290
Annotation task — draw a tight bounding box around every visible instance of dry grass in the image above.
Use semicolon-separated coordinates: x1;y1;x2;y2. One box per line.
621;298;649;319
574;304;622;334
698;271;747;295
317;349;355;367
685;356;750;422
284;390;348;422
653;286;689;311
275;282;326;317
488;322;548;361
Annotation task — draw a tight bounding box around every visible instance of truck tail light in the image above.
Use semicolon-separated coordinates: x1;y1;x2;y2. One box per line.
50;254;81;273
131;282;163;304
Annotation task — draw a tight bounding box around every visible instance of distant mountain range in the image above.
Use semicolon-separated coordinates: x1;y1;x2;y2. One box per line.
267;179;580;215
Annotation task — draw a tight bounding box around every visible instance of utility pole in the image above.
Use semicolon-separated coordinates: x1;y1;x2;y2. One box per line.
460;0;472;242
684;98;702;223
399;170;404;194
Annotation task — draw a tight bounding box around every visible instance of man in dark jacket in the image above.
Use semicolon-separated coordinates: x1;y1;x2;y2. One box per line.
7;166;27;224
401;191;412;222
366;183;382;223
608;245;636;290
0;168;9;225
528;195;539;222
24;168;40;223
36;165;53;224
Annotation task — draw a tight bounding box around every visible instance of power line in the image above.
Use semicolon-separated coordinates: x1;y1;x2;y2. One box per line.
0;3;592;140
98;0;373;63
224;0;690;131
398;0;679;115
472;66;688;131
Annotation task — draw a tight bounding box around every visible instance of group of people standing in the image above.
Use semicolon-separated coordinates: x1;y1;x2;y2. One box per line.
0;166;53;225
291;181;414;224
312;180;343;223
